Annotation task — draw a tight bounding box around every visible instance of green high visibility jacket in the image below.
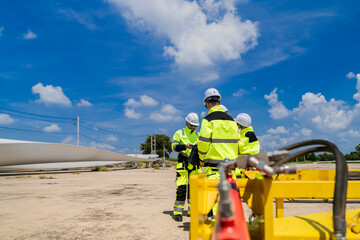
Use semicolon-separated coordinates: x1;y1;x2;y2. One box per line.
238;126;260;156
198;105;239;163
172;126;198;161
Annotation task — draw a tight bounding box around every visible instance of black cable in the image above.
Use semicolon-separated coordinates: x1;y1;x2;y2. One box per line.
0;111;73;124
0;125;76;135
80;120;148;137
79;133;135;150
278;139;348;238
0;106;73;120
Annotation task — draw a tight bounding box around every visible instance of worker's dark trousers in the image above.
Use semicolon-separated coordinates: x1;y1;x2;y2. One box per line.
173;162;200;216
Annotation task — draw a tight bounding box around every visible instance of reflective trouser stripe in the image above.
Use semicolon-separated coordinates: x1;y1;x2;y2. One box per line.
174;162;188;215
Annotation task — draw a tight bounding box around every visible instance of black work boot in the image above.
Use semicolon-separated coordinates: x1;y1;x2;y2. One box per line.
173;214;183;222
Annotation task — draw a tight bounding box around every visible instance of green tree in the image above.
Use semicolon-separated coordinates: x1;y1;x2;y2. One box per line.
345;144;360;160
140;134;172;158
317;152;335;161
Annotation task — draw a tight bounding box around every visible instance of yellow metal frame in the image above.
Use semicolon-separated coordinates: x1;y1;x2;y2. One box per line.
190;170;360;240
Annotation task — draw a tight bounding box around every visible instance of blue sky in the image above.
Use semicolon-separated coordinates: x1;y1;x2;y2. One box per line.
1;0;360;155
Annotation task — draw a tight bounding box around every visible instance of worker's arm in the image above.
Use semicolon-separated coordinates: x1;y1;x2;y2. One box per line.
198;119;212;162
172;131;185;152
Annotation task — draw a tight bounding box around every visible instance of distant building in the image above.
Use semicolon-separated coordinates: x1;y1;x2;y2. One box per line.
126;154;159;159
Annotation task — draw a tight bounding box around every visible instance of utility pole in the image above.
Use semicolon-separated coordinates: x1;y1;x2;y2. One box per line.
77;116;79;146
162;144;166;168
151;134;156;155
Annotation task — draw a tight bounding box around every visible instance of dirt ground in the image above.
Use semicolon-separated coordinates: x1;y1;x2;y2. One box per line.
0;163;359;240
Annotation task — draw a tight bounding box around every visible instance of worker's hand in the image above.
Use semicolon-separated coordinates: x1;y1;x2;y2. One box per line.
185;143;193;149
199;161;204;167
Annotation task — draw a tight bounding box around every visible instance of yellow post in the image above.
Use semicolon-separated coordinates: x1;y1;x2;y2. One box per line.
263;177;274;240
275;199;284;218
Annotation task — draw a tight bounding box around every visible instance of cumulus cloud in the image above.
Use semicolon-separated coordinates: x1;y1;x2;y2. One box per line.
124;107;141;119
0;27;4;37
109;0;259;82
353;73;360;103
300;128;312;136
59;9;97;30
267;126;288;135
293;92;354;131
43;124;61;132
150;104;182;122
348;129;360;137
106;134;118;142
346;72;356;79
89;141;115;150
201;111;207;118
265;87;357;131
23;29;37;39
233;88;248;97
77;99;93;107
124;95;158;107
32;83;72;106
0;114;15;125
62;136;75;144
264;88;291;119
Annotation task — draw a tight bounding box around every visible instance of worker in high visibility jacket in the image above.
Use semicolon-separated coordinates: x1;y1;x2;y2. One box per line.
234;113;260;178
198;88;239;219
172;112;200;222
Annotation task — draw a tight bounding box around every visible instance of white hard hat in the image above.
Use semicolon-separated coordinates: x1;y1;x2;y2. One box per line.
235;113;252;128
220;104;228;112
185;112;199;126
203;88;221;105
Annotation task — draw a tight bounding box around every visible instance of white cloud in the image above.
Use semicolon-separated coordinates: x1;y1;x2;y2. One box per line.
348;129;360;137
109;0;259;81
62;136;75;144
293;92;354;130
264;88;291;119
23;29;37;39
0;27;4;37
233;88;248;97
140;95;158;106
59;9;97;30
300;128;312;136
353;73;360;103
150;104;182;122
32;83;72;106
106;134;118;142
123;95;158;107
77;99;93;107
124;107;141;119
201;111;207;118
265;77;360;133
346;72;356;79
0;114;15;125
267;126;288;135
89;141;115;150
43;124;61;132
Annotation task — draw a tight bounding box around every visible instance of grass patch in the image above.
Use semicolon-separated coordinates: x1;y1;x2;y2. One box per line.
39;174;55;179
92;166;110;171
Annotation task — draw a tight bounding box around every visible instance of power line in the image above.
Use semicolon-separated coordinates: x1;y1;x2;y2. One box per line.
0;125;76;135
0;111;73;124
0;106;74;120
80;120;148;138
79;133;135;150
